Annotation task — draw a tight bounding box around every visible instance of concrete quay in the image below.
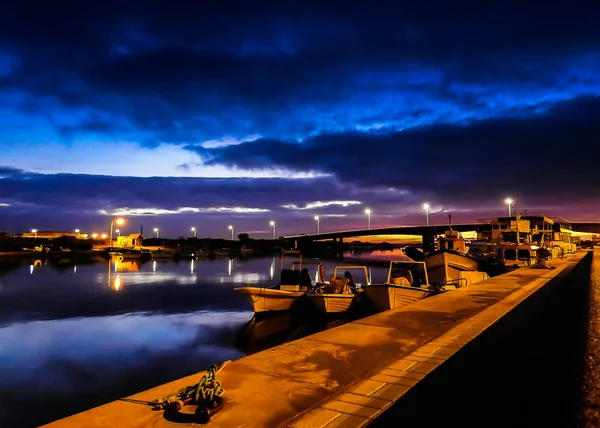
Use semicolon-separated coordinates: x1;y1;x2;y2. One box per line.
42;251;591;428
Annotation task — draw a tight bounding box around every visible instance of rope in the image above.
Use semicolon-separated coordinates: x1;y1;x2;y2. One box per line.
152;360;231;410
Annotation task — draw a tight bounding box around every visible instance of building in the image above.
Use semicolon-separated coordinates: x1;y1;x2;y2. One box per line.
20;231;88;239
116;233;144;248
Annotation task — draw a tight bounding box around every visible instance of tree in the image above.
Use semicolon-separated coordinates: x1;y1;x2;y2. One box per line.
237;233;250;241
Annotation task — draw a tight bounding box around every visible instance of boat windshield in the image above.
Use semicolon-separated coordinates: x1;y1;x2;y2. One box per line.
388;261;428;287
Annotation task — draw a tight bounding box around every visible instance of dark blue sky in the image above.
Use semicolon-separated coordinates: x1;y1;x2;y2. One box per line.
1;1;599;238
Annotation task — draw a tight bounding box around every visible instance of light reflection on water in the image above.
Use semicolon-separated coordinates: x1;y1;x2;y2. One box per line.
0;251;400;427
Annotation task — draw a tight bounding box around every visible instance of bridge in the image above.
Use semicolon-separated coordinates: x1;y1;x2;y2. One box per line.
283;221;600;253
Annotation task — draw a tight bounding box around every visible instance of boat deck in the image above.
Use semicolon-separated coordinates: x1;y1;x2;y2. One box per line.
41;251;590;428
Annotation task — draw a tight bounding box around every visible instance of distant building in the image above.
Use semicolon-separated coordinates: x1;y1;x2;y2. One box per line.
20;231;88;239
116;233;144;248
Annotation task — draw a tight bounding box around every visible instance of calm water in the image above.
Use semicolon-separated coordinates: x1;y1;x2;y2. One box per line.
0;250;402;427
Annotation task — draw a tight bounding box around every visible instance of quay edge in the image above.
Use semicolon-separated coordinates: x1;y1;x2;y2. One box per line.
41;251;592;428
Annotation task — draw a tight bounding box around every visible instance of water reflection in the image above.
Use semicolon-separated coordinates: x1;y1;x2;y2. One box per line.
0;254;393;427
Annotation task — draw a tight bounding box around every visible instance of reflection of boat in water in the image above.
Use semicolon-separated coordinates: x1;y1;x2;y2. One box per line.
424;228;480;288
235;311;357;355
363;260;437;312
107;248;152;260
307;265;368;314
234;251;325;314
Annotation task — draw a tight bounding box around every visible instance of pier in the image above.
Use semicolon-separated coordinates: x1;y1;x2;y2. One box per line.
42;250;594;427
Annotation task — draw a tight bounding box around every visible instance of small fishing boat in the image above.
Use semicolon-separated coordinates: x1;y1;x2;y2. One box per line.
234;251;325;314
363;260;437;312
308;265;368;314
424;225;480;288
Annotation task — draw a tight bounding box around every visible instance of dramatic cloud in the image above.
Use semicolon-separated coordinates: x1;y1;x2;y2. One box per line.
0;2;599;233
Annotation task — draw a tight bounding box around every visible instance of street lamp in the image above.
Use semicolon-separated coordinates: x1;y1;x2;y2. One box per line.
31;229;37;239
191;227;197;238
115;229;120;237
109;217;125;247
269;221;276;239
504;198;513;217
228;225;234;240
423;203;430;226
314;215;320;234
364;209;371;230
153;227;159;238
92;233;98;239
75;229;80;239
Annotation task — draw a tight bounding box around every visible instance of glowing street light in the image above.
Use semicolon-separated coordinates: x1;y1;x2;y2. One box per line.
505;198;513;217
101;233;107;239
228;225;234;240
423;203;430;226
31;229;38;239
109;217;125;247
269;221;276;239
191;227;197;238
314;215;320;234
153;227;159;238
364;209;371;230
75;229;80;239
115;229;120;237
92;233;98;239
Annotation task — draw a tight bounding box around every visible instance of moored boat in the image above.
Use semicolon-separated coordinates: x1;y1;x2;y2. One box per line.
234;251;325;314
424;229;479;287
363;260;437;312
308;265;368;314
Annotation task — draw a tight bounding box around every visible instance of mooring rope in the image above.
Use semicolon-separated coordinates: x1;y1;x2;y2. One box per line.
151;360;231;410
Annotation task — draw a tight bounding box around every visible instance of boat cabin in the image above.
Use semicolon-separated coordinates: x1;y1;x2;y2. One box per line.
437;230;468;254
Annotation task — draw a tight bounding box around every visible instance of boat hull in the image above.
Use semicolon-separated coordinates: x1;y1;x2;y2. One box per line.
234;287;305;313
425;251;479;286
308;293;356;313
363;285;430;311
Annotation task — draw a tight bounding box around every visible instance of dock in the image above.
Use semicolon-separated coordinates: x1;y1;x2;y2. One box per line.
42;250;592;427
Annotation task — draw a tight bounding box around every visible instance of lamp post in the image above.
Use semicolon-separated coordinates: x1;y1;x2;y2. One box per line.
228;225;234;240
423;203;430;226
191;227;196;238
504;198;513;217
75;229;80;239
153;227;159;238
364;209;371;230
269;221;276;239
115;229;120;237
109;218;125;247
31;229;37;239
314;215;320;234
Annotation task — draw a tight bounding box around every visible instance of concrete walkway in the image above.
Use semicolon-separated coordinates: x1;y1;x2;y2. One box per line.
42;252;589;428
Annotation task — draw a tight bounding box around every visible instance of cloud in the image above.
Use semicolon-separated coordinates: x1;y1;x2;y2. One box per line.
1;3;600;231
1;3;599;147
197;95;600;206
100;206;271;216
282;201;362;210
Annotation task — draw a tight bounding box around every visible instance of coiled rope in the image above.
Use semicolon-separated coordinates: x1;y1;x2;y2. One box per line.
152;360;231;411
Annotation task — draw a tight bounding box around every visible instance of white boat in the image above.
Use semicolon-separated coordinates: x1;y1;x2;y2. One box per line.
308;265;368;314
234;251;325;314
363;260;435;312
424;229;480;287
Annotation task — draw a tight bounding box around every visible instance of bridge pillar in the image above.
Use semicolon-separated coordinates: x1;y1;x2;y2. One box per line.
334;237;344;259
422;231;436;254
